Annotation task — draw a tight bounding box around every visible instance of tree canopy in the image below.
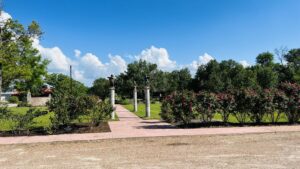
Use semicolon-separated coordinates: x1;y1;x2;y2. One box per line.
0;16;48;93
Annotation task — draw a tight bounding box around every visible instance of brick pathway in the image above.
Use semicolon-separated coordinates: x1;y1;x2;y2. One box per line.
0;105;300;145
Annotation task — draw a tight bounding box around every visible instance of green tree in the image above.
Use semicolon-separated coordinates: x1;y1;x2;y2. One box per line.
256;52;274;66
255;66;278;89
89;78;110;100
284;49;300;83
194;60;223;92
0;18;48;93
116;60;159;97
167;68;192;92
45;73;88;97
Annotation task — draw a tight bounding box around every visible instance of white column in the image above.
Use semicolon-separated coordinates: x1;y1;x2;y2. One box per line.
27;91;32;105
145;86;150;117
133;86;138;112
110;87;115;120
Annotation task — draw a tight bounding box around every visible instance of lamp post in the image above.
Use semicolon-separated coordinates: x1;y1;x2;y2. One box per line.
108;74;115;120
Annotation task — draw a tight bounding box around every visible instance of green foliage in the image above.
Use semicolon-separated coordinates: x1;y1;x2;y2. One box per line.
256;52;274;66
45;73;88;97
161;91;195;126
0;106;10;119
216;92;236;123
89;78;110;100
0;18;49;92
193;60;258;92
116;98;131;105
87;97;112;126
195;91;219;122
166;68;192;92
284;48;300;83
259;89;277;123
279;82;300;123
48;92;112;129
161;99;175;123
255;66;278;89
232;89;252;124
116;60;158;97
8;96;19;103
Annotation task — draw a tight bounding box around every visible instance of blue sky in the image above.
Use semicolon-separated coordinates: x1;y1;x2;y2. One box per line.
3;0;300;85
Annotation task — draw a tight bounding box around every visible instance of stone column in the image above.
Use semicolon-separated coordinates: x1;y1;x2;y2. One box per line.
110;87;115;120
145;86;151;117
133;86;138;112
27;91;32;105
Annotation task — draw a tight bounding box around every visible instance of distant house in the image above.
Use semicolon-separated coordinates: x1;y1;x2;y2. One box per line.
40;83;53;96
0;89;20;102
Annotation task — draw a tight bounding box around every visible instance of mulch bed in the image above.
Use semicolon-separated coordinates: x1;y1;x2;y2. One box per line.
0;122;111;137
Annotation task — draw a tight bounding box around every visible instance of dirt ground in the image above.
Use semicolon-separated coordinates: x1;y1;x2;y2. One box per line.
0;132;299;169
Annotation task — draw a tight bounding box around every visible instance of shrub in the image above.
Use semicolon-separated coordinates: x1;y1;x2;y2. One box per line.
273;89;288;123
11;108;46;134
117;98;131;105
0;106;10;119
259;89;277;123
217;92;236;123
47;93;72;128
247;89;266;123
8;96;19;103
48;93;112;129
233;89;252;124
89;100;112;127
195;91;219;122
160;96;175;123
18;101;31;107
161;91;195;126
279;82;300;123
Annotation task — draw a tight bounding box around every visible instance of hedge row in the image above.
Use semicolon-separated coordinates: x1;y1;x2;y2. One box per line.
160;82;299;126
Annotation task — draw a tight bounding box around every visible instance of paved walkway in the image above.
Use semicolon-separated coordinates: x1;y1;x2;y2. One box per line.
0;105;300;145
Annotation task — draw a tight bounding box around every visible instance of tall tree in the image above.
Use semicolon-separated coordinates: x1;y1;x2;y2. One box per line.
89;78;110;100
116;60;159;97
284;48;300;83
0;15;48;93
256;52;274;66
45;73;88;97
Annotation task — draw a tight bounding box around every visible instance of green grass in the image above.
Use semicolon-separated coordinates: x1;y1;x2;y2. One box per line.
0;107;52;131
123;102;161;120
0;106;118;131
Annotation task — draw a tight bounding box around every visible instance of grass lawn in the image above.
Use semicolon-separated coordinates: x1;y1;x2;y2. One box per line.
0;107;118;132
0;107;52;131
123;102;161;120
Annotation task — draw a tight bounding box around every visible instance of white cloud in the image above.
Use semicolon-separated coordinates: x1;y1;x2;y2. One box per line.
108;54;127;73
74;49;81;58
136;46;176;71
239;60;250;67
32;39;70;73
33;38;128;86
188;53;215;74
0;11;12;26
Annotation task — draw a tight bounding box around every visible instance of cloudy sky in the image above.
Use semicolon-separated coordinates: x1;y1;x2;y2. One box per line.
2;0;300;86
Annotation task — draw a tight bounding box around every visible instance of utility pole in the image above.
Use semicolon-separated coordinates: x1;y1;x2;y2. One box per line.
70;65;72;95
